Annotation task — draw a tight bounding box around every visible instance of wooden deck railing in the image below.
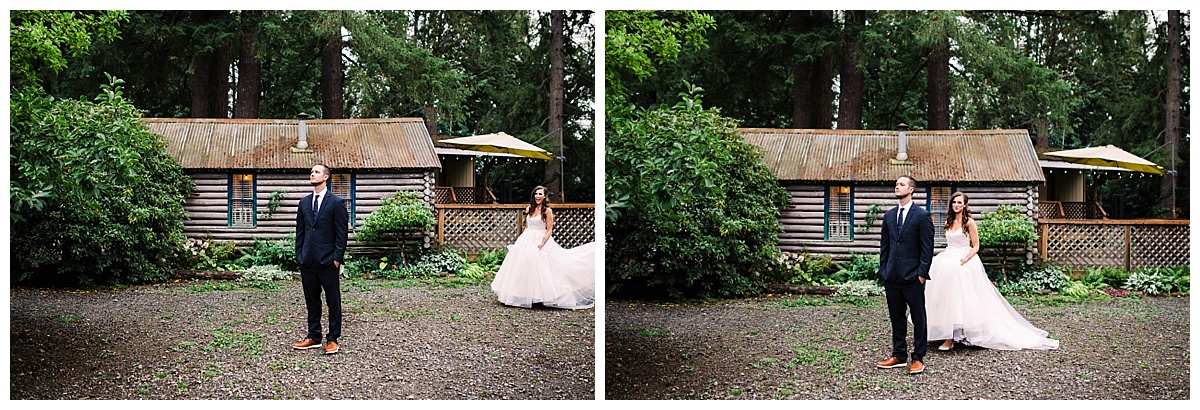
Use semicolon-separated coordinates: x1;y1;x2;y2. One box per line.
434;203;596;252
1039;200;1108;219
434;186;498;204
1038;218;1189;271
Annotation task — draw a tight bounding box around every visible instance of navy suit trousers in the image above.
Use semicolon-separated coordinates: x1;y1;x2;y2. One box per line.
301;264;341;342
883;279;927;362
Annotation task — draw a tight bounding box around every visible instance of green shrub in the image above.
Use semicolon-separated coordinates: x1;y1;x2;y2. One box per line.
183;238;239;271
377;250;468;280
1125;268;1177;295
1003;265;1070;295
340;254;375;278
1060;281;1092;299
834;280;885;298
977;204;1037;283
473;248;508;272
1162;266;1189;293
456;264;494;283
605;86;790;300
238;265;297;282
772;251;835;286
832;253;881;284
233;236;297;272
10;78;194;286
357;191;434;243
1080;266;1129;290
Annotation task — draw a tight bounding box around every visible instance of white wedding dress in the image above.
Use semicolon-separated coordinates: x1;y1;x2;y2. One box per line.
490;213;595;309
925;228;1059;350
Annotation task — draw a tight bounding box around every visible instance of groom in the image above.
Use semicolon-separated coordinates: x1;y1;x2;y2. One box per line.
292;164;349;355
875;175;934;374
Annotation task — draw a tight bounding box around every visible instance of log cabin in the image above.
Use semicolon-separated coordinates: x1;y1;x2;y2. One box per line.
145;116;441;252
741;126;1046;263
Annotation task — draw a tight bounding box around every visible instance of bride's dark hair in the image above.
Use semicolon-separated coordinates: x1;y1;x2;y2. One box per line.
943;191;972;234
527;185;550;221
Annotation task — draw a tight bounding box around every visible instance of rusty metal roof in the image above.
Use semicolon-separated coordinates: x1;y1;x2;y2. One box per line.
144;118;441;170
740;128;1044;183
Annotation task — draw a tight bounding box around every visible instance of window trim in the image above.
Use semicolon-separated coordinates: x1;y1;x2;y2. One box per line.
824;185;854;241
228;172;257;228
327;172;356;229
926;185;957;244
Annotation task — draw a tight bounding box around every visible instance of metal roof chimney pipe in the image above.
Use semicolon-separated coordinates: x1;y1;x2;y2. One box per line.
296;113;310;149
896;123;909;161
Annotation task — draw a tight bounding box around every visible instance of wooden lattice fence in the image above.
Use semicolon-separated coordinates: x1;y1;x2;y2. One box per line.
1038;219;1189;271
435;203;596;252
1038;200;1107;220
434;186;497;204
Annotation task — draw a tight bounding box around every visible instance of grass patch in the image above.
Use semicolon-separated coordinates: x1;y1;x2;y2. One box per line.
206;327;265;358
778;296;876;308
638;328;667;337
169;341;199;352
52;314;81;323
185;281;283;293
785;343;851;375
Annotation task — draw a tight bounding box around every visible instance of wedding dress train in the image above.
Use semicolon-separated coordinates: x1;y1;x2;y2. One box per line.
925;228;1059;350
490;214;595;309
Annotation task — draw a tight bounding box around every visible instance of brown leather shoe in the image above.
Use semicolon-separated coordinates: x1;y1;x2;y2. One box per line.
292;337;322;350
324;340;339;355
908;360;925;374
875;357;906;369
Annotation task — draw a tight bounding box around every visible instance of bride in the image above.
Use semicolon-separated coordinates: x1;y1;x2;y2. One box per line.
925;192;1059;351
490;186;595;309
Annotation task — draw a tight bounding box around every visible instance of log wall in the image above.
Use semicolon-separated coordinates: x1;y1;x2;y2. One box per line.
777;182;1040;263
182;170;436;252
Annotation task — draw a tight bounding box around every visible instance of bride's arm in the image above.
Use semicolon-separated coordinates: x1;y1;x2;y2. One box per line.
539;208;554;250
961;218;980;264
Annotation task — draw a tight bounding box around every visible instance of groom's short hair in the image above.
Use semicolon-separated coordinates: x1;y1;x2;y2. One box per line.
899;175;917;188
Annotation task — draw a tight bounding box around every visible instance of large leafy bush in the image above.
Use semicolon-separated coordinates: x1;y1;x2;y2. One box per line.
10;78;194;286
977;204;1038;283
357;191;435;242
605;86;790;300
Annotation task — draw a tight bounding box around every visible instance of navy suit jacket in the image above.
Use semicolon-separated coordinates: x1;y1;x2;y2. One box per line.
296;191;349;268
878;203;934;284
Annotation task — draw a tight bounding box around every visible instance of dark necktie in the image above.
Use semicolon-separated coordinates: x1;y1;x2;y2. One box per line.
313;195;320;216
898;207;906;230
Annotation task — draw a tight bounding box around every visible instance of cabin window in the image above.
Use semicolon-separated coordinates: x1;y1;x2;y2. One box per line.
825;185;853;241
229;173;256;228
927;186;955;244
328;173;356;228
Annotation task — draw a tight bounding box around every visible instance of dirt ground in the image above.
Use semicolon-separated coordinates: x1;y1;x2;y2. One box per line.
10;280;596;400
605;294;1190;400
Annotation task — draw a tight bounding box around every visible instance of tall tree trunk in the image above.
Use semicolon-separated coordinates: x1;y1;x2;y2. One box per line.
423;106;438;138
837;10;866;130
234;10;262;119
810;10;836;129
319;33;344;119
1035;118;1050;148
926;36;951;130
190;11;219;118
790;11;813;128
546;10;565;202
1161;9;1181;217
210;37;232;118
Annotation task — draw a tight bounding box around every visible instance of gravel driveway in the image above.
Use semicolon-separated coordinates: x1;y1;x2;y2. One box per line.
605;294;1189;400
10;280;595;400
